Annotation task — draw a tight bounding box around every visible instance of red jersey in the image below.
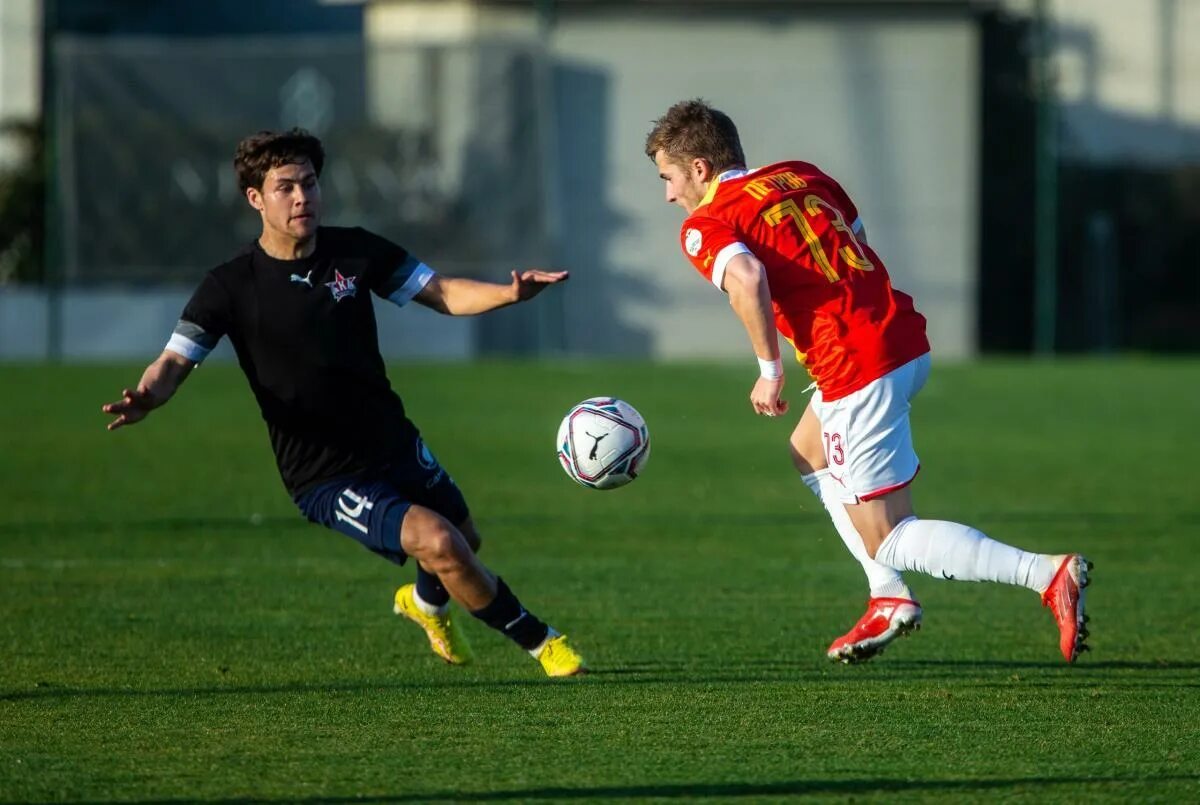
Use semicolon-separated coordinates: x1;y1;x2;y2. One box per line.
680;160;929;401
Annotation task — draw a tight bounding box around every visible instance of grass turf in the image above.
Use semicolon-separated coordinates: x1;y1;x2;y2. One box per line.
1;359;1198;803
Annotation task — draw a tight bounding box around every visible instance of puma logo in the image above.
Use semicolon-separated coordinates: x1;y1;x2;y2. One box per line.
586;431;609;460
290;270;313;287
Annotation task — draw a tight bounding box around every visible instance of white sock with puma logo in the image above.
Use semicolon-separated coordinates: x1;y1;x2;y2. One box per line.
874;516;1056;592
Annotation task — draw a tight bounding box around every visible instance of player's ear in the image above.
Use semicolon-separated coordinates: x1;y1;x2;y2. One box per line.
246;186;264;212
691;157;713;183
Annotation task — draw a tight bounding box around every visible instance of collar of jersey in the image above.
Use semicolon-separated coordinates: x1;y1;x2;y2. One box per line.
697;167;755;209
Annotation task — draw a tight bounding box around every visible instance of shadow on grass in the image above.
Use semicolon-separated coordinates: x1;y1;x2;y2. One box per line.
7;774;1197;803
5;658;1198;702
880;659;1200;672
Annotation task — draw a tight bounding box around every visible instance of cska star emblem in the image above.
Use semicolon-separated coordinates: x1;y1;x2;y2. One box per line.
324;270;358;302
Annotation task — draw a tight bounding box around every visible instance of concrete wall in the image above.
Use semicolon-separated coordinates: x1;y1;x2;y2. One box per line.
364;1;982;359
9;1;983;362
1004;0;1200;164
548;6;980;360
0;0;39;165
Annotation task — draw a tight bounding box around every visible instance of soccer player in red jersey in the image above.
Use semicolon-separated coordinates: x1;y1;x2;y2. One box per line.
646;100;1091;663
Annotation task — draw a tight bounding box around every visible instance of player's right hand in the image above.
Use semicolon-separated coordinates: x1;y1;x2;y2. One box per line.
750;376;788;418
101;388;156;430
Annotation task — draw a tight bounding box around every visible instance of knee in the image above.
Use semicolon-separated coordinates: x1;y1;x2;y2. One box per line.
788;441;826;475
401;508;468;570
862;518;907;562
845;509;894;560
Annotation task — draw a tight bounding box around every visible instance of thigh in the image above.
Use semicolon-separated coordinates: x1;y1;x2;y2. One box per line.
295;475;412;565
813;357;923;504
789;400;827;474
845;486;916;551
385;433;471;527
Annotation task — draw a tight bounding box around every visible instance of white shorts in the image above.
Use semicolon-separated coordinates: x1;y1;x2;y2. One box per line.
810;353;931;504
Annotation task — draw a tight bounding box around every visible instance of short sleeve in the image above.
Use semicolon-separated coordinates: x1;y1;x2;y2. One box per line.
167;271;231;363
354;227;435;307
681;216;752;292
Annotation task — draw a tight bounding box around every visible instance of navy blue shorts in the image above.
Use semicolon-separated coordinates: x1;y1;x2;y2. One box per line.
294;434;469;566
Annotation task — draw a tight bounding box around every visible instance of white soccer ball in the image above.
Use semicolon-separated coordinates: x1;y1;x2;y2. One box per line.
556;397;651;490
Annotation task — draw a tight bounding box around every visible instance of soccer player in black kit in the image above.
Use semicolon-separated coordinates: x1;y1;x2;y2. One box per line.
102;129;585;677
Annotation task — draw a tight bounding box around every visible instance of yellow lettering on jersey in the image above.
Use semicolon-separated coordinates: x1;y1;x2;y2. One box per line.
703;252;714;269
772;171;807;191
761;198;839;282
744;171;807;201
744;180;773;201
761;194;874;283
803;196;875;272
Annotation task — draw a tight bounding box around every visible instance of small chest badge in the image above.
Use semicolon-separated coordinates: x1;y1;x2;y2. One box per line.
324;270;358;302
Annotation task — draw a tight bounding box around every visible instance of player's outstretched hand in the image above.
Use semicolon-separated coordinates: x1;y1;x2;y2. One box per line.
101;387;157;430
750;376;789;418
511;269;569;302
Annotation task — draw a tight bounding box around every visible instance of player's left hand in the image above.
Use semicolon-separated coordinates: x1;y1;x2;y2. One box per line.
101;387;158;430
511;269;569;302
750;376;789;418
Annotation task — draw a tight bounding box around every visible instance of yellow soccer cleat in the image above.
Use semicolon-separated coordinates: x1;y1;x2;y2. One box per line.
393;584;474;665
532;632;587;678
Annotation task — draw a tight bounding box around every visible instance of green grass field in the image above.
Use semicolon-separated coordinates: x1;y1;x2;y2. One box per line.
1;359;1198;803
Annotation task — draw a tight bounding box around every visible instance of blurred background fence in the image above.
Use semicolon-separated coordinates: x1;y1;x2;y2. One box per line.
0;0;1197;360
53;37;549;285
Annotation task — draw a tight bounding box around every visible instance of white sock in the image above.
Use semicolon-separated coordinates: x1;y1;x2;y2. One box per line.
874;516;1057;593
413;587;449;616
802;470;914;601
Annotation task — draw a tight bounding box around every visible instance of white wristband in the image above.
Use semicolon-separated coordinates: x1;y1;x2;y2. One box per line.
757;357;783;380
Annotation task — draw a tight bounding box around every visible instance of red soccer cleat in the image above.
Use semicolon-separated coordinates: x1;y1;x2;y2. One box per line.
827;597;922;664
1042;554;1093;662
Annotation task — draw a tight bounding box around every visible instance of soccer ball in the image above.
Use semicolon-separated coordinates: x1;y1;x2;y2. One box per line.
556;397;650;490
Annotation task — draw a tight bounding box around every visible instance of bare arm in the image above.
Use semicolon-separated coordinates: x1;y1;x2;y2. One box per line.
414;270;568;316
101;350;195;430
722;253;788;417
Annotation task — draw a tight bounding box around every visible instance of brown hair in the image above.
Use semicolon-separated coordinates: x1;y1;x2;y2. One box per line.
234;128;325;193
644;99;745;173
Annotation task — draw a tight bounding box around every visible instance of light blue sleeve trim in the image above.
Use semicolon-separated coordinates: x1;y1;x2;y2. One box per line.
851;217;864;234
385;263;435;308
165;332;211;363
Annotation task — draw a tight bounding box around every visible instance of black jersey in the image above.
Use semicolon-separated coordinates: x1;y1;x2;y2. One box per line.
169;226;435;497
